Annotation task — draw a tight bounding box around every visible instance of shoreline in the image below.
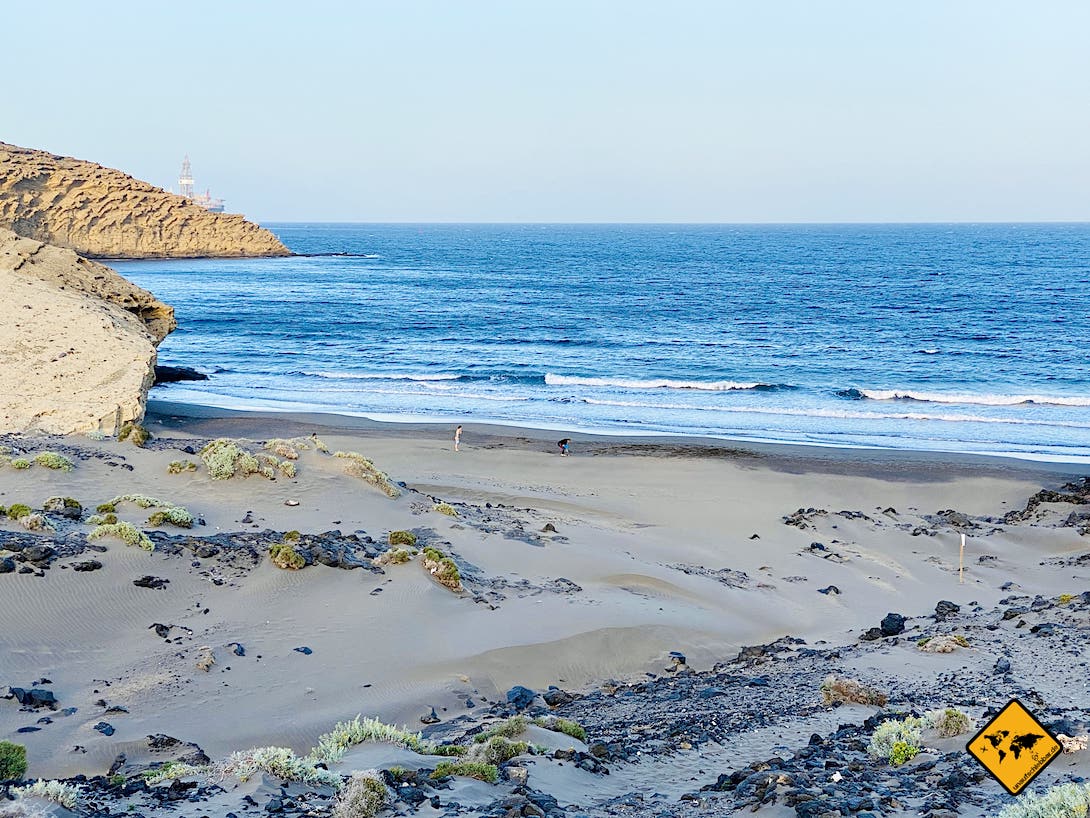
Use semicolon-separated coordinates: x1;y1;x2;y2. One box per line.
146;397;1084;480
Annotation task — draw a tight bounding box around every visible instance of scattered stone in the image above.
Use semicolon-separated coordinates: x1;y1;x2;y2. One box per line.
935;600;961;620
284;500;300;507
71;560;103;572
133;575;170;589
94;721;115;736
506;685;536;710
818;585;840;595
229;642;245;657
420;707;440;724
150;623;171;639
293;646;313;655
9;687;57;709
880;612;906;636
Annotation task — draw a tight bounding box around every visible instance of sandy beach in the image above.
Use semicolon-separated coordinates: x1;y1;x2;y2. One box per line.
2;401;1088;816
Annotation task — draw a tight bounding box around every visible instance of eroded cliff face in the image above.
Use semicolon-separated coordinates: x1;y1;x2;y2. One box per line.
0;227;175;435
0;142;290;258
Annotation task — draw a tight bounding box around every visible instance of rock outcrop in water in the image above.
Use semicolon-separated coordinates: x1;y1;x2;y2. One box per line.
0;142;289;258
0;226;175;435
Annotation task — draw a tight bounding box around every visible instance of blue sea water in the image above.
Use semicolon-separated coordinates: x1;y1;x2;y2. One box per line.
114;223;1090;462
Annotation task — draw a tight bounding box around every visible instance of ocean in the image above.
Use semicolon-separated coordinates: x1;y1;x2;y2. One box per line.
114;223;1090;462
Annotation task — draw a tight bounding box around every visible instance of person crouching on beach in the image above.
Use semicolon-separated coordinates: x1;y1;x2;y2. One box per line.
454;425;463;452
557;438;571;456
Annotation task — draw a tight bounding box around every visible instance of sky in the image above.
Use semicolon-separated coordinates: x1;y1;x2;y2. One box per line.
2;1;1088;223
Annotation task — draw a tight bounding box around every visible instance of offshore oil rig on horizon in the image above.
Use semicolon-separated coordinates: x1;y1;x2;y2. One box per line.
176;155;225;212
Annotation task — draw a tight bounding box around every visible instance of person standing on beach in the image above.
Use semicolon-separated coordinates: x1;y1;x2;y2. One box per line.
454;425;463;452
557;438;571;456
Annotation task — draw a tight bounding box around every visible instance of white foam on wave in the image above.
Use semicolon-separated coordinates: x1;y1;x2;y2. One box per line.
300;371;460;382
860;389;1090;407
545;373;765;391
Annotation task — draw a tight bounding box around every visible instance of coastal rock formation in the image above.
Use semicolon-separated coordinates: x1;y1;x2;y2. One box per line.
0;142;289;258
0;227;175;435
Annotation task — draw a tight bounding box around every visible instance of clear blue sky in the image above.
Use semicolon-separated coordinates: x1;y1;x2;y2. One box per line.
4;1;1088;222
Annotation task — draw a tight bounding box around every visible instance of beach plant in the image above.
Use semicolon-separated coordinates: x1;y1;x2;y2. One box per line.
87;513;118;525
334;451;401;498
332;770;390;818
474;717;527;743
199;438;266;480
32;452;74;471
378;548;412;565
108;494;169;509
269;542;306;570
89;522;153;552
430;760;499;783
279;460;297;478
534;716;587;743
284;530;301;542
0;740;28;780
868;716;924;766
11;458;31;470
474;736;528;765
924;707;972;737
309;715;464;763
311;433;330;454
265;438;305;460
916;634;970;653
142;762;210;786
389;530;417;547
997;782;1090;818
117;422;151;447
433;502;458;517
167;459;198;474
218;747;341;789
146;506;195;528
18;514;51;532
12;780;80;810
1058;593;1076;605
96;501;116;513
820;675;889;707
421;547;462;592
5;504;32;520
42;497;82;517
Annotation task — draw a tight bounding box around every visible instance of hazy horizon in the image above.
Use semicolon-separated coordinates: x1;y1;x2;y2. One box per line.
4;1;1088;223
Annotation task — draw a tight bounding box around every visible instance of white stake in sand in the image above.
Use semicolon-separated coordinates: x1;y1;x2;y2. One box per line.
959;532;966;584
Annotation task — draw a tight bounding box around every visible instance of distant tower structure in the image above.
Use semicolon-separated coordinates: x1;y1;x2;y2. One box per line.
178;155;194;199
176;155;225;212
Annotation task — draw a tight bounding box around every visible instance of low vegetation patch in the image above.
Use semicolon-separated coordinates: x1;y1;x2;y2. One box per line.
389;530;417;547
12;780;80;810
310;716;464;763
820;675;888;707
87;513;117;525
430;760;499;783
421;547;462;592
997;782;1090;818
534;716;587;743
42;497;82;517
32;452;74;471
18;513;51;532
332;770;389;818
433;502;458;517
334;451;401;498
473;736;528;765
11;458;31;470
5;504;32;520
378;548;412;566
218;746;341;789
142;762;210;786
117;422;150;447
475;716;527;743
0;740;28;780
146;506;195;529
868;716;924;766
199;439;268;480
924;707;972;737
88;522;153;552
269;542;306;570
167;459;198;475
917;634;970;653
264;438;308;460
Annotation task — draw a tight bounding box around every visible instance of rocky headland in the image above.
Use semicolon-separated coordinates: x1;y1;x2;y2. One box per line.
0;143;289;259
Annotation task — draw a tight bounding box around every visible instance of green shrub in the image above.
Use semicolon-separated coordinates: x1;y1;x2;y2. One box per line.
147;506;195;528
475;736;528;765
219;747;341;789
11;458;30;470
6;504;32;520
333;451;400;498
924;707;972;737
868;716;924;766
283;530;301;542
143;761;209;785
117;422;150;447
433;502;458;517
333;771;389;818
535;716;587;742
1058;593;1076;605
265;439;305;460
380;548;412;565
0;740;28;780
96;502;116;514
87;513;118;525
389;530;417;547
43;497;82;517
167;459;198;474
89;522;153;551
12;779;80;809
108;494;167;509
421;548;462;592
997;782;1090;818
199;439;265;480
475;717;527;743
279;460;297;478
917;634;970;653
269;542;306;570
33;452;74;471
309;715;462;763
820;675;888;707
431;760;498;783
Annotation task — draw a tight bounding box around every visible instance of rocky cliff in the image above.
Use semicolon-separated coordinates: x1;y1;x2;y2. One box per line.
0;142;290;258
0;227;175;435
